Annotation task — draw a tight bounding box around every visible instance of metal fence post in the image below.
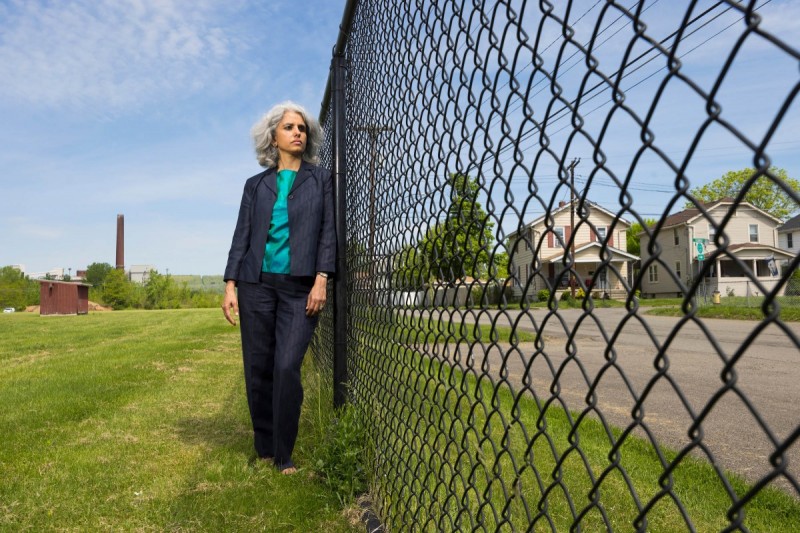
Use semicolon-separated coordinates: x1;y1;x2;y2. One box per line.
331;53;349;408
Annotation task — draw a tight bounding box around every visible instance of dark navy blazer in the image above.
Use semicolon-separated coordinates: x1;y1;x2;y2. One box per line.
224;161;336;283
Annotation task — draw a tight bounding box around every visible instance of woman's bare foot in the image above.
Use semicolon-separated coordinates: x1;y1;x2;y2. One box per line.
280;466;298;475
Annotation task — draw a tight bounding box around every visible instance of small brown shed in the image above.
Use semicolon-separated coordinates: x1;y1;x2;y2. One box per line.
39;280;91;316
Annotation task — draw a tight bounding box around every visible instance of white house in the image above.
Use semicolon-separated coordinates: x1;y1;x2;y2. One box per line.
640;198;794;298
508;199;638;300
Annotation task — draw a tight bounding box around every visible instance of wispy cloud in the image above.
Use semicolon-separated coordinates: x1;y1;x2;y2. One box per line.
5;216;65;240
0;0;249;114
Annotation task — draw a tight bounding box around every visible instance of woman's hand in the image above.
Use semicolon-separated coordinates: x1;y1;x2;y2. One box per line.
306;274;328;316
222;281;239;325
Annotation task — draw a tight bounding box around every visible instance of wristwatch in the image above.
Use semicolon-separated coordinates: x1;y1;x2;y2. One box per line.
317;272;329;279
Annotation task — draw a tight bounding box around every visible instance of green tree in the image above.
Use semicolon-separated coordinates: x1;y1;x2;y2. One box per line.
0;266;38;310
627;218;657;257
85;262;113;287
686;167;800;220
144;270;186;309
101;268;133;310
421;173;496;282
391;244;426;290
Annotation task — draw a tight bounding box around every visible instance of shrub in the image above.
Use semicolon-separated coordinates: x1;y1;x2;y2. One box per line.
537;289;550;302
785;269;800;296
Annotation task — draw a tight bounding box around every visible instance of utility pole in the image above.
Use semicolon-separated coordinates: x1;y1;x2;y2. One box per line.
568;158;581;298
355;124;391;305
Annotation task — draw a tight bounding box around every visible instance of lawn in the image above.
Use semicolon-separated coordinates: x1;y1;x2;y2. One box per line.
644;296;800;321
348;306;800;531
0;309;360;532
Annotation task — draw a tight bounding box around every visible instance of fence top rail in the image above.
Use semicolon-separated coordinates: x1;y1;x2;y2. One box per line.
318;0;359;122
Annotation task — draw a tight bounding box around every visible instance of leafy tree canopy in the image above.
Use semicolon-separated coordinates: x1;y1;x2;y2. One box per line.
85;262;113;287
102;268;132;310
627;218;657;257
686;167;799;220
392;173;504;289
0;266;39;310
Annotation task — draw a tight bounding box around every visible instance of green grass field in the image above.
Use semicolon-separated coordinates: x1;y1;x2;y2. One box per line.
3;308;798;532
0;309;360;532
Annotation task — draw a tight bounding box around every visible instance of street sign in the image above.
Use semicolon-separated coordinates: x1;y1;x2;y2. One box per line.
696;241;705;261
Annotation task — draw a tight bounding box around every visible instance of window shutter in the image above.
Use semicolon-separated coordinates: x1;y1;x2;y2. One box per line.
565;226;572;246
548;231;553;248
608;226;614;247
590;229;596;242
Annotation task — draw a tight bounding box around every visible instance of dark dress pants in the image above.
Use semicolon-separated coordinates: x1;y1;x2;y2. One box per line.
237;273;318;469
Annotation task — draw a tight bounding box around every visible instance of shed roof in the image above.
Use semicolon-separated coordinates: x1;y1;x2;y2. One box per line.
37;280;92;287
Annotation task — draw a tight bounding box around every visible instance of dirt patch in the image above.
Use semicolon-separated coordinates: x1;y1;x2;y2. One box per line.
25;302;111;312
89;301;112;311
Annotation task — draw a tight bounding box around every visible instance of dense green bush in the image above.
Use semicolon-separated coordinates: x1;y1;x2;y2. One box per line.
92;269;221;310
537;289;550;302
785;269;800;296
0;266;40;310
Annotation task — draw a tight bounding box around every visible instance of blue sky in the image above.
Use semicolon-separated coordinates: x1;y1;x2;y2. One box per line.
0;0;342;275
1;0;798;276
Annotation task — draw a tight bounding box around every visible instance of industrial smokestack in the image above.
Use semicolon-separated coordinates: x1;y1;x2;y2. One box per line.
116;214;124;270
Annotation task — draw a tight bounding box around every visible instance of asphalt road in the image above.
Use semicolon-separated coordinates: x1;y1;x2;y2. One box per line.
412;306;800;495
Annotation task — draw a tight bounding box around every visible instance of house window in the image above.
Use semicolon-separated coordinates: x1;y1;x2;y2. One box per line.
788;232;794;249
749;224;759;243
708;224;716;243
756;260;771;277
648;265;659;283
553;227;564;248
596;227;607;241
673;228;680;246
675;260;681;280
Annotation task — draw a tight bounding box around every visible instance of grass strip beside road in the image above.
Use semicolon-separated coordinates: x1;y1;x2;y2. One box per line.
0;309;359;532
357;321;800;531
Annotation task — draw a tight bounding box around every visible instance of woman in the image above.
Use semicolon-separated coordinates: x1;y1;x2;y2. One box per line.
222;101;335;474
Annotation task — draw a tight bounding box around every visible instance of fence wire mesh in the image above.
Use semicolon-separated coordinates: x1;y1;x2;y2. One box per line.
313;1;800;531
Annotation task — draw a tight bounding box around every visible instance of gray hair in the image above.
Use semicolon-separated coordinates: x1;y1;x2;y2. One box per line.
251;101;323;168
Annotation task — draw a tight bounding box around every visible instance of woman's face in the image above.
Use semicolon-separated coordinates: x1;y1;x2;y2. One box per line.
274;111;307;162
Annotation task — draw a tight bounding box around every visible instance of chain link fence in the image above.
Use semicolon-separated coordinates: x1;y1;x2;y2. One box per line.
312;1;800;530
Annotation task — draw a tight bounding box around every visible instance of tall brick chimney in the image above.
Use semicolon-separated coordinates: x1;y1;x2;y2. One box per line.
116;214;124;270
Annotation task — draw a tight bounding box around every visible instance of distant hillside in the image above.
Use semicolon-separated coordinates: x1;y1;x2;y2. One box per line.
172;275;226;294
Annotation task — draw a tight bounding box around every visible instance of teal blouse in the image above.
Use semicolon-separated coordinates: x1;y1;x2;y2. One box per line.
262;169;297;274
